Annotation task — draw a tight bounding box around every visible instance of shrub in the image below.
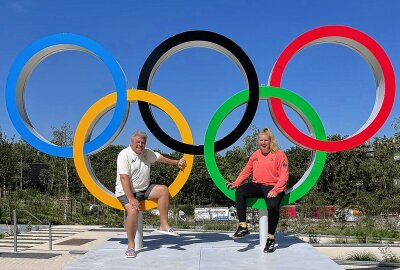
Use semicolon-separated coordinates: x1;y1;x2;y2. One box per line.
331;237;348;244
346;250;378;261
203;222;236;231
379;246;400;263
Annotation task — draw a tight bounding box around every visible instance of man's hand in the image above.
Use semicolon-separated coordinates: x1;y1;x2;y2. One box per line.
178;158;187;170
128;197;140;211
157;154;187;171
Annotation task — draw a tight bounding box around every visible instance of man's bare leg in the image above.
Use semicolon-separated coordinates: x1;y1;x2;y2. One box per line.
148;185;170;230
124;204;139;249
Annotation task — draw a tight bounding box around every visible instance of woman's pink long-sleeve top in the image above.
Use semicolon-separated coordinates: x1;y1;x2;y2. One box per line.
232;149;289;194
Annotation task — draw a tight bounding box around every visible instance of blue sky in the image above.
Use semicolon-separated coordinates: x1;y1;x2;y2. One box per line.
1;0;399;155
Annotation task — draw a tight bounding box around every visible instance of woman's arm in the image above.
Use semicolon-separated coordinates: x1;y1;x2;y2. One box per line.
270;152;289;195
231;154;255;188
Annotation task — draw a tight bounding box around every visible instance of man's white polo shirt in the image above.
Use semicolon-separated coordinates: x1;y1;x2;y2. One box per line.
115;145;160;197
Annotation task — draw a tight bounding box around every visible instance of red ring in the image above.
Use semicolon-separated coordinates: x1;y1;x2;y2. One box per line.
269;25;395;152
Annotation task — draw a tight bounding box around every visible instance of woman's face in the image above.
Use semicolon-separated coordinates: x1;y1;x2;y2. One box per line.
258;134;271;154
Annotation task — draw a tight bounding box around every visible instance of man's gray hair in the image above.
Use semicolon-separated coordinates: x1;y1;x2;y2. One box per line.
131;131;147;141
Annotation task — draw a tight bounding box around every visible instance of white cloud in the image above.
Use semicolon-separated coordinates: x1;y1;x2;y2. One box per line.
8;1;30;13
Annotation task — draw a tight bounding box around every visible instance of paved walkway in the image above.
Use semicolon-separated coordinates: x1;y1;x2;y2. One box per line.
64;231;340;270
1;226;398;269
0;225;118;270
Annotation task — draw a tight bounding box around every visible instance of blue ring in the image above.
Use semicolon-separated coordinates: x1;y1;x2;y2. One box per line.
5;33;128;157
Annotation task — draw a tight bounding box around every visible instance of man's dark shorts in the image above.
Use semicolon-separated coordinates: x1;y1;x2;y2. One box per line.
117;184;156;206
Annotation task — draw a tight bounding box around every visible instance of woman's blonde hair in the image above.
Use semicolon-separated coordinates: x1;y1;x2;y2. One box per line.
259;128;279;152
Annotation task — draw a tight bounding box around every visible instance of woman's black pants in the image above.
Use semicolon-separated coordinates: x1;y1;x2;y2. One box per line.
235;182;285;235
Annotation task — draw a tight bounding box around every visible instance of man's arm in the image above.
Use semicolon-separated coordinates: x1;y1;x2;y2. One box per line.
120;174;140;211
157;154;187;170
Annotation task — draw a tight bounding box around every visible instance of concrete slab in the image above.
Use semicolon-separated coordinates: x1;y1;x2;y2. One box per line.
63;231;341;270
55;238;96;246
0;252;62;259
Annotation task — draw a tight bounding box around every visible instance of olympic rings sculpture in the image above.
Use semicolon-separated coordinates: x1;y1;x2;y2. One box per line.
5;25;396;210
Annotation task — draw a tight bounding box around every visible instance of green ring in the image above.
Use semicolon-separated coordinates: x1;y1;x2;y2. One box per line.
204;86;327;209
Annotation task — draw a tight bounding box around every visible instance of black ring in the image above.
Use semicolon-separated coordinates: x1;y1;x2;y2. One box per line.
137;30;259;155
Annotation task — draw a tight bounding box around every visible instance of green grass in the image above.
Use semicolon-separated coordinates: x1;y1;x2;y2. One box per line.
278;217;400;240
330;237;348;244
383;257;400;263
203;222;236;231
346;251;378;261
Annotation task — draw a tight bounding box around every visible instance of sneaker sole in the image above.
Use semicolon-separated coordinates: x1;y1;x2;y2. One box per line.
156;230;180;236
264;246;275;253
231;233;250;239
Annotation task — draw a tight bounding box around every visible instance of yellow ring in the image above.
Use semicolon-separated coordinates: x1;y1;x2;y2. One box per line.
73;89;194;210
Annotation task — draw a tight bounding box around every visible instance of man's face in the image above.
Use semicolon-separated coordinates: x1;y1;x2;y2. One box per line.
131;136;146;155
258;134;271;154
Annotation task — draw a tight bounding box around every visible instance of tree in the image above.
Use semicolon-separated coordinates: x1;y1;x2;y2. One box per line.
243;125;260;157
392;117;400;136
285;146;310;189
313;135;370;207
13;139;41;190
364;137;400;206
221;146;247;182
51;122;73;220
90;145;124;192
51;122;73;195
0;131;17;199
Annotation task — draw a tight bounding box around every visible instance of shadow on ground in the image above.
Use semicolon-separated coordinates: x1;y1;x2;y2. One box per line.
107;232;305;253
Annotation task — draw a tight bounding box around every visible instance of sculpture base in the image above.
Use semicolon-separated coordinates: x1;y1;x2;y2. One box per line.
65;231;341;270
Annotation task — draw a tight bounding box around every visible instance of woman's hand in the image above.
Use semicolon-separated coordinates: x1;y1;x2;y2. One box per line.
226;181;236;190
267;191;277;198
